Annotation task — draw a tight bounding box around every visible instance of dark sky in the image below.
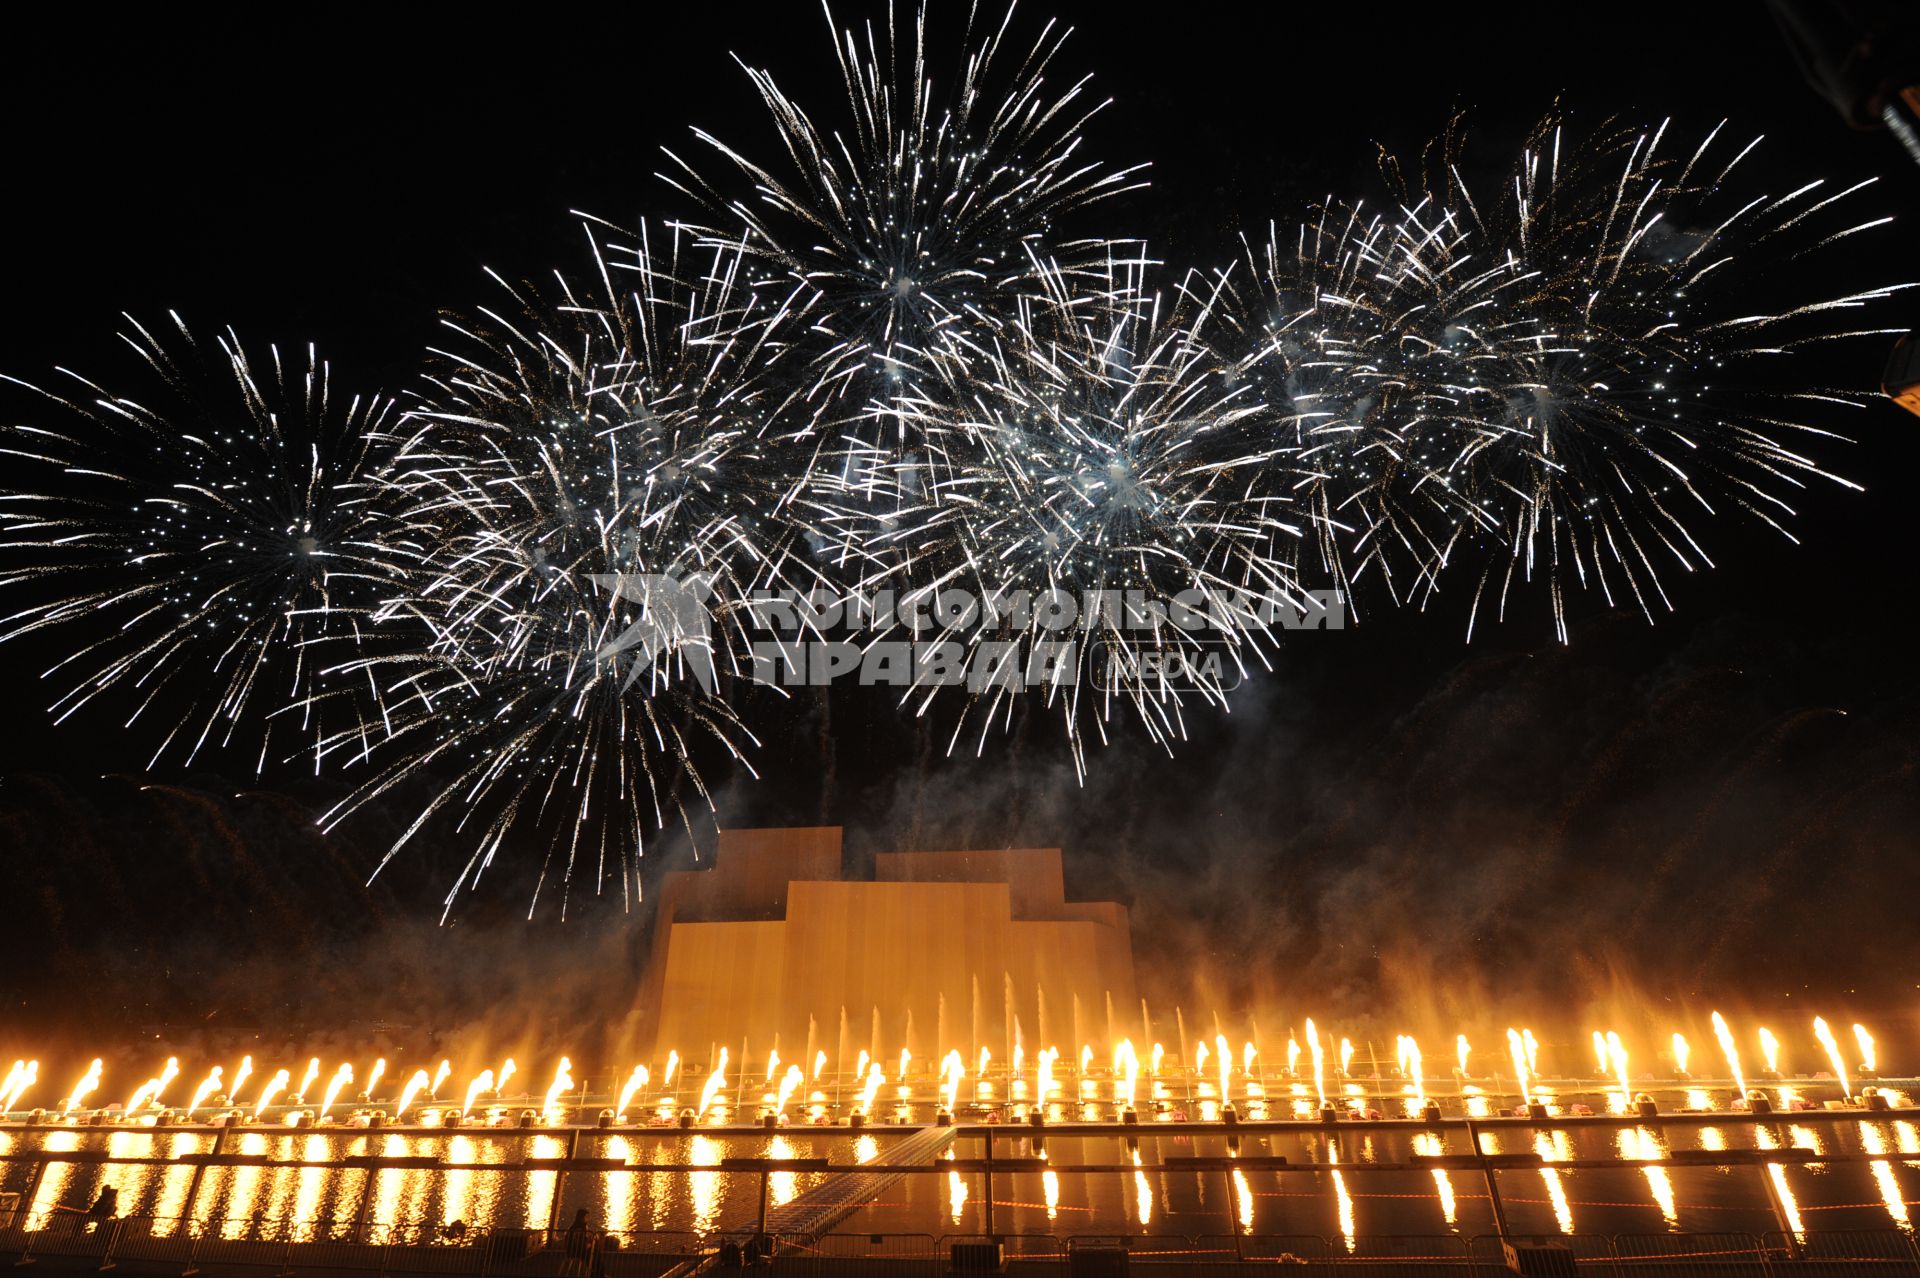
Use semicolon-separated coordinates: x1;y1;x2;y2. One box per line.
2;4;1917;1051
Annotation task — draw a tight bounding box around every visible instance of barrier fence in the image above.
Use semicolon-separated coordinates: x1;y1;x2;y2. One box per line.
2;1220;1919;1276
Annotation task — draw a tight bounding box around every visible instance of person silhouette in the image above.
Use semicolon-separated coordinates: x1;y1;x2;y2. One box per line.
85;1185;118;1232
561;1208;592;1277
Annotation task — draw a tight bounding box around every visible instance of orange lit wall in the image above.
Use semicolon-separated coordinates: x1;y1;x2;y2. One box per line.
639;827;1138;1064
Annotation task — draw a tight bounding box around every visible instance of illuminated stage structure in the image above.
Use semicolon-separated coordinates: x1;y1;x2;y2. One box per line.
637;827;1138;1064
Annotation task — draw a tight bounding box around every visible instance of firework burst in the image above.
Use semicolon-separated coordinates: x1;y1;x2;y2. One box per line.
663;1;1146;418
319;222;831;916
0;316;408;771
825;248;1310;774
1233;116;1911;640
1224;199;1501;612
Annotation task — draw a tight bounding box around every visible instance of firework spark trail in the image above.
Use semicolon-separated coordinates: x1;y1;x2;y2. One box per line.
1232;115;1910;642
0;316;411;772
318;221;835;918
1225;204;1487;612
818;247;1312;776
662;0;1147;423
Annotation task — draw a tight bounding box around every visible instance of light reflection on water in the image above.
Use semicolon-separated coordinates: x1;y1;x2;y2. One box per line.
443;1135;475;1230
767;1135;797;1209
154;1131;198;1225
689;1134;721;1236
1534;1131;1576;1235
1131;1148;1150;1228
1412;1132;1457;1225
1859;1122;1912;1234
603;1136;635;1232
28;1130;80;1229
3;1117;1919;1240
525;1133;563;1230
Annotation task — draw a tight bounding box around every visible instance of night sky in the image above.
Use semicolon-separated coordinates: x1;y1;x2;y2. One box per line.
2;4;1917;1058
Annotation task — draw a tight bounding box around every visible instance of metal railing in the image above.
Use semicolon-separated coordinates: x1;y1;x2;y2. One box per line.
3;1222;1918;1276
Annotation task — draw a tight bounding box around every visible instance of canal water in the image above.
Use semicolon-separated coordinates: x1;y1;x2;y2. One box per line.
3;1111;1916;1243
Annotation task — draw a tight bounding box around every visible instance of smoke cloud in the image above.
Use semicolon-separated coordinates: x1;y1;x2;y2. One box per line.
3;608;1915;1078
